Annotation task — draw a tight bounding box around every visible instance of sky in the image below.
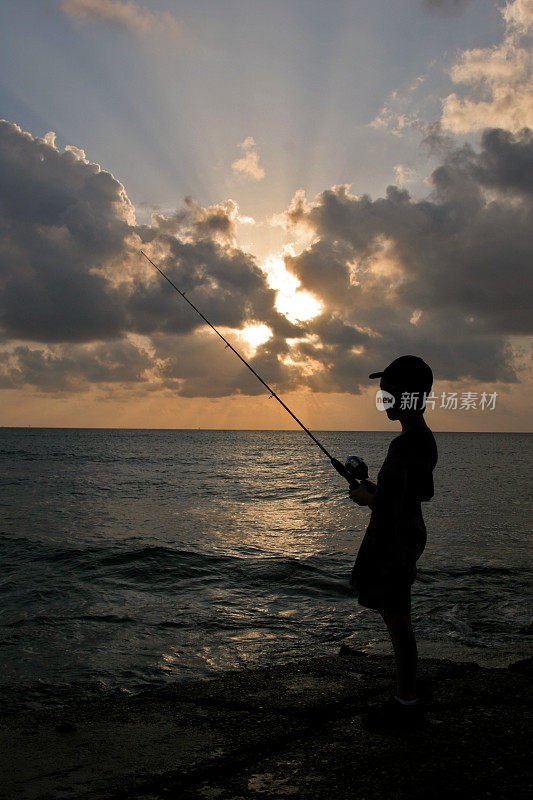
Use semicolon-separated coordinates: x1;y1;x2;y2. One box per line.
0;0;531;431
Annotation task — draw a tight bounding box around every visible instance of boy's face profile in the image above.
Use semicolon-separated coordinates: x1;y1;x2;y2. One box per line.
386;406;400;421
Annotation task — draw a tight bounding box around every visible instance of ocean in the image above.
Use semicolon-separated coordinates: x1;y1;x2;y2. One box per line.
0;428;531;709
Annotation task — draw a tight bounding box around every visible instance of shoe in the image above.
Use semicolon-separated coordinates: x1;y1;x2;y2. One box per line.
362;695;428;732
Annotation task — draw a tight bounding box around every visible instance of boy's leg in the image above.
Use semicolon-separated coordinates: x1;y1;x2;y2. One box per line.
379;609;418;700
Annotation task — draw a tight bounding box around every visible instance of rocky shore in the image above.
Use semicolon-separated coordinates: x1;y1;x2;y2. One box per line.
2;648;531;799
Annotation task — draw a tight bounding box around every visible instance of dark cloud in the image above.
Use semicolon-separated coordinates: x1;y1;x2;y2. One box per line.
0;121;300;397
0;120;530;397
148;332;294;399
281;128;533;384
127;241;273;336
130;203;285;338
472;127;533;196
0;121;131;342
0;120;284;341
0;339;153;392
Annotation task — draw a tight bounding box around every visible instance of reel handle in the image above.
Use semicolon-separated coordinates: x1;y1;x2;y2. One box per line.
330;457;361;489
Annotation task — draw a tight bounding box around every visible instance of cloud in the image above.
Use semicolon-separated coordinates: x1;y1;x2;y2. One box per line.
0;121;293;396
503;0;533;32
231;137;265;181
0;338;153;392
0;119;530;399
441;0;533;132
369;91;422;136
373;1;532;137
21;2;525;404
394;164;418;185
59;0;183;39
278;128;533;388
369;73;436;137
0;120;133;343
0;121;283;346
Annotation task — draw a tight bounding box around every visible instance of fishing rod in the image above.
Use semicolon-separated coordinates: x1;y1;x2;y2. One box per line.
139;250;370;489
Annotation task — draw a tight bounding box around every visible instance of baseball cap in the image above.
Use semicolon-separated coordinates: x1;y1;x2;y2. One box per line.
369;355;433;393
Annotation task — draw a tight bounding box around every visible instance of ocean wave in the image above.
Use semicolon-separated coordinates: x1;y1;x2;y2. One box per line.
2;538;530;588
89;546;353;596
0;613;137;628
418;565;531;580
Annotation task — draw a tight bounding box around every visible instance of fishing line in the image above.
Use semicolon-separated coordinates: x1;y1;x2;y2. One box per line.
139;250;363;486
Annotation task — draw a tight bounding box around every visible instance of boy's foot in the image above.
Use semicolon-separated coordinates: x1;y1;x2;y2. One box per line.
362;696;428;732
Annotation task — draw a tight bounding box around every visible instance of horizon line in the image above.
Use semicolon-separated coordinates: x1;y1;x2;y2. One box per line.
0;426;531;434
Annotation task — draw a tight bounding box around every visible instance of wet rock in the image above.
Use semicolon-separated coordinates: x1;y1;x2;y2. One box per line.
55;720;78;733
1;651;531;800
509;655;533;674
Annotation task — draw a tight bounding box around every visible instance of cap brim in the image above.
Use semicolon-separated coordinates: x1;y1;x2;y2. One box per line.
368;371;383;379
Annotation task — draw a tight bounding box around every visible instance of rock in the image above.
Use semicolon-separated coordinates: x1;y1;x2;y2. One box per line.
1;652;531;800
508;655;533;674
55;720;78;733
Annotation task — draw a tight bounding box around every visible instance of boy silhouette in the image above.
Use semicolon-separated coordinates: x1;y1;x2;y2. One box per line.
349;355;438;727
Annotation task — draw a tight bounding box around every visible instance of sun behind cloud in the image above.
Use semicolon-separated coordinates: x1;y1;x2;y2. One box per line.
260;254;323;323
238;323;272;351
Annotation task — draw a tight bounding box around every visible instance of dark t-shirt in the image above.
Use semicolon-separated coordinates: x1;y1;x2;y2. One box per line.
350;426;438;611
365;427;438;564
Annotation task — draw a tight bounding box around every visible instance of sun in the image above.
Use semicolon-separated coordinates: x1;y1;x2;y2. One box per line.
260;255;322;323
236;253;322;354
238;323;272;349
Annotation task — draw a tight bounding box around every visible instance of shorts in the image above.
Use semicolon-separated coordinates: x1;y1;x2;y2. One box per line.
349;532;419;615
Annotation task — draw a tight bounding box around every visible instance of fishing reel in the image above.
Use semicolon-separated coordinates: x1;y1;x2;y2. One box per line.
344;455;369;483
345;455;377;494
331;454;376;492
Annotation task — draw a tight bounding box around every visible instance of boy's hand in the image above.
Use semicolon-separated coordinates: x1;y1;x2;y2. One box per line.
349;483;375;507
